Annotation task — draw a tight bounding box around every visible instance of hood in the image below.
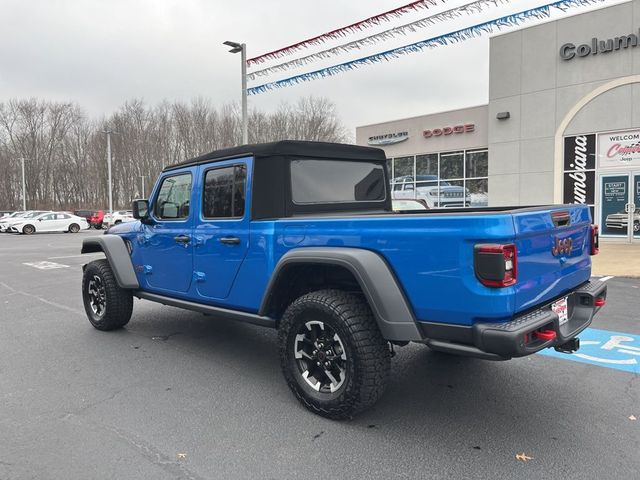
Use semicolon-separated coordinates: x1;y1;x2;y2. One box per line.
105;220;141;235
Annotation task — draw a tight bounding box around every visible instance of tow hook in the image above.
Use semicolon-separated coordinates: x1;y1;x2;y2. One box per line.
554;337;580;354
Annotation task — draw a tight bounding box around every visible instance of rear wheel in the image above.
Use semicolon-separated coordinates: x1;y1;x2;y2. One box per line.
278;289;390;419
82;259;133;330
22;224;35;235
68;223;80;233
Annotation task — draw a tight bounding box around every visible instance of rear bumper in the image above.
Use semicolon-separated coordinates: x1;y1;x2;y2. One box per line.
424;280;607;360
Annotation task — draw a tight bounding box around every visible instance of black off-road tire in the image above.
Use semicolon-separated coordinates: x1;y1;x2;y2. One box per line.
82;259;133;331
278;289;391;420
68;223;80;233
22;224;35;235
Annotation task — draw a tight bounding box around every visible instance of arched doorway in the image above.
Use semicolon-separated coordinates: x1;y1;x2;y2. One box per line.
554;75;640;243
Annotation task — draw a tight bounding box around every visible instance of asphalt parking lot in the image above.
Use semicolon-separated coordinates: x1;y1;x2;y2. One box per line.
0;231;638;480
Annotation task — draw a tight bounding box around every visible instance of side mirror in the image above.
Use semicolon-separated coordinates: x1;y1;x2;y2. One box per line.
132;199;150;222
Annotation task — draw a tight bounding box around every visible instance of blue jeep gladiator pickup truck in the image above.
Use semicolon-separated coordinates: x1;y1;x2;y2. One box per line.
81;140;606;419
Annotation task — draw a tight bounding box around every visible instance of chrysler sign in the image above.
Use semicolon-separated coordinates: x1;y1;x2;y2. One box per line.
368;131;409;146
560;28;639;60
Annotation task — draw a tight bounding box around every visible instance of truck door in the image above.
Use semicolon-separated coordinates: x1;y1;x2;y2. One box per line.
193;159;250;300
139;170;194;293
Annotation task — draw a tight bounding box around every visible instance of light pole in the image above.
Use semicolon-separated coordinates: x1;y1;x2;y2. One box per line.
139;175;145;198
101;129;117;217
21;157;26;210
223;40;248;145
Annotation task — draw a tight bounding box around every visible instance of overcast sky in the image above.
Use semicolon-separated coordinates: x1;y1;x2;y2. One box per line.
0;0;626;133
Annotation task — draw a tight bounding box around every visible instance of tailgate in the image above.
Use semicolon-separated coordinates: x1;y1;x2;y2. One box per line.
513;205;592;313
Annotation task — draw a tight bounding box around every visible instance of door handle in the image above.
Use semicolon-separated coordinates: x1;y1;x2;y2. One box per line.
174;234;191;244
219;236;241;245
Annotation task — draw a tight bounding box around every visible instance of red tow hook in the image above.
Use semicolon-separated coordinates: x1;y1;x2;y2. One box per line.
595;297;606;307
533;330;557;342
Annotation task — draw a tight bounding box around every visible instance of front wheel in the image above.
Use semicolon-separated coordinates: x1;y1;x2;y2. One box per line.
278;290;390;420
22;224;35;235
82;259;133;331
68;223;80;233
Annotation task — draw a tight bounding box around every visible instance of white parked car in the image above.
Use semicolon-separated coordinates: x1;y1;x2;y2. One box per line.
0;211;48;232
7;212;89;234
103;210;135;227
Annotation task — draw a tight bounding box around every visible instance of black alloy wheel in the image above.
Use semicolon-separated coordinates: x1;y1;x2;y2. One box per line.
279;289;390;419
293;320;348;394
82;259;133;331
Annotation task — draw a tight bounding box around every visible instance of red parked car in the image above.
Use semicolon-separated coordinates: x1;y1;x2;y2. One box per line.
74;209;104;229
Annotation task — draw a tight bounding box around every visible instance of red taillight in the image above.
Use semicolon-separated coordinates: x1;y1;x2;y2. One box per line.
590;225;599;255
595;297;606;307
474;243;517;288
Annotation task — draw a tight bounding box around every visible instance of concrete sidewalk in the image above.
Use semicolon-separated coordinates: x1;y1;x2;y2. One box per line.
591;242;640;278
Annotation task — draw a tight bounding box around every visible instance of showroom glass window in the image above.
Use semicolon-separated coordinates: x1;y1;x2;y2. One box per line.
389;149;488;207
203;165;247;218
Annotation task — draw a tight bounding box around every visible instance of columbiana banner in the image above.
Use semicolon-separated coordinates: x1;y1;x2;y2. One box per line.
563;134;596;206
598;129;640;168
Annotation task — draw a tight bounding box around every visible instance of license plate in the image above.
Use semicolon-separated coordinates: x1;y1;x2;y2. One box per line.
552;296;569;325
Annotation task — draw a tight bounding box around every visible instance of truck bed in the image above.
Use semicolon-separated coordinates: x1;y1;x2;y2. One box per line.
229;204;593;328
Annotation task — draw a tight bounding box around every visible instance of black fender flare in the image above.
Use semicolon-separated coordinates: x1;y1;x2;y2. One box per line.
81;235;139;289
259;247;423;342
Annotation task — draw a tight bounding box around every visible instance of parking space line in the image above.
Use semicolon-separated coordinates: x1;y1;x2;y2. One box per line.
0;281;84;316
599;276;615;282
23;261;70;270
48;254;103;260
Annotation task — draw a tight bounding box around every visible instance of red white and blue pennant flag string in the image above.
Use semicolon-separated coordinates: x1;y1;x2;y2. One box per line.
247;0;443;66
247;0;513;81
247;0;606;95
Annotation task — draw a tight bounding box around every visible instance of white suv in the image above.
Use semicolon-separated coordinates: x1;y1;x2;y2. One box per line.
391;175;470;209
104;210;135;227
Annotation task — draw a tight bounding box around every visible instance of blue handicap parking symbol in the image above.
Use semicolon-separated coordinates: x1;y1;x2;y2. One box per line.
538;328;640;374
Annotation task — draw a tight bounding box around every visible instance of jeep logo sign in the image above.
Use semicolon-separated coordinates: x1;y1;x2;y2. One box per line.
560;28;639;60
423;123;474;139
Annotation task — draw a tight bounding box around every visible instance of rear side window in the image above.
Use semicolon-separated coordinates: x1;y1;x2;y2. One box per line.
203;165;247;218
290;159;386;204
155;173;192;220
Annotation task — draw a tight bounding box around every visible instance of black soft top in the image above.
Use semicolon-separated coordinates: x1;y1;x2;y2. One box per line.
161;140;391;219
163;140;386;172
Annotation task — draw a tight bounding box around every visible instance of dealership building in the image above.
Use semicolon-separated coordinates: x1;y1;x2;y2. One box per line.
356;0;640;242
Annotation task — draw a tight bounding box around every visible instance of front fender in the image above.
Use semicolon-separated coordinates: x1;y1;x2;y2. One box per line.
81;235;139;289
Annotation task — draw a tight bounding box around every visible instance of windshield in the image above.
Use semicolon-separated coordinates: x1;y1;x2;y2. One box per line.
24;211;46;218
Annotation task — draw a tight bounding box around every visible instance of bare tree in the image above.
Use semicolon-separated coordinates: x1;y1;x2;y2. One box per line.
0;96;351;210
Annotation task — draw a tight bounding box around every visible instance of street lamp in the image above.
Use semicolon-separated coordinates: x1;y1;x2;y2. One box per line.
101;129;118;217
139;175;146;198
21;157;26;210
223;40;248;145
